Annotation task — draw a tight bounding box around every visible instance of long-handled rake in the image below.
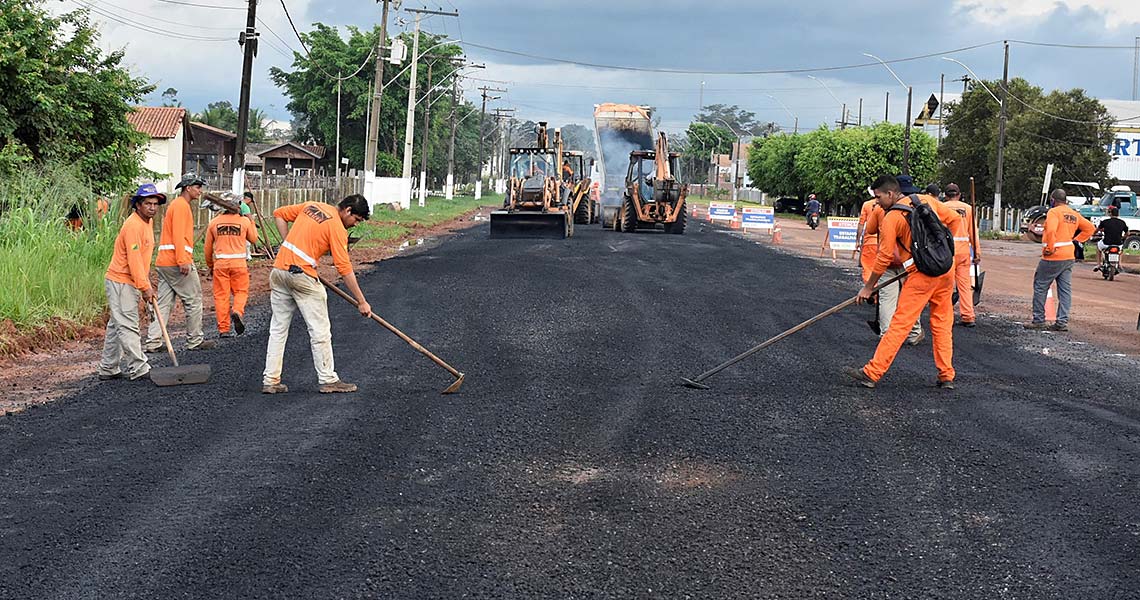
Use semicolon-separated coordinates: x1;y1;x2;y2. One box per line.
319;276;465;394
681;271;907;390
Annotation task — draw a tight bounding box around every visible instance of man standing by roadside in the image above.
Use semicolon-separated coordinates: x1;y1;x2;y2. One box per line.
145;174;215;352
262;194;372;394
1027;188;1096;332
204;192;258;338
941;183;979;327
98;184;163;382
862;193;924;344
846;175;960;389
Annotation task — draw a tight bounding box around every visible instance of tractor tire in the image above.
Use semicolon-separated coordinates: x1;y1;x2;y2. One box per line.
573;195;590;224
665;201;687;234
620;196;638;233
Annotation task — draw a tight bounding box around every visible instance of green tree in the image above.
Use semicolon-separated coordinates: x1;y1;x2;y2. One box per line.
0;1;151;192
161;87;181;107
679;121;733;184
746;133;804;198
196;101;239;131
696;104;769;136
940;78;1114;208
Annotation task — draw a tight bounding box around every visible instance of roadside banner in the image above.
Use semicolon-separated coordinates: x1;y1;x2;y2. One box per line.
708;201;736;221
821;217;859;257
741;206;775;230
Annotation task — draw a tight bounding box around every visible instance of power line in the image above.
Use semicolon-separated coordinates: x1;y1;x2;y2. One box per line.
1003;88;1140;125
87;0;238;30
152;0;246;9
71;0;232;41
1009;39;1140;50
277;0;375;81
460;40;1002;75
460;75;945;94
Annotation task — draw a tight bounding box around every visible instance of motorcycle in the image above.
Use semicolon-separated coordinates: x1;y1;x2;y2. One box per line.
807;211;820;230
1098;244;1122;280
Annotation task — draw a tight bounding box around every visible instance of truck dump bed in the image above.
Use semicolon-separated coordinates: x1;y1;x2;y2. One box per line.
593;104;653;226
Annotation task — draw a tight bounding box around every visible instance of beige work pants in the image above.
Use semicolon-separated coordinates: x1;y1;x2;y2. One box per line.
145;266;205;350
99;279;149;379
263;269;339;386
878;266;923;342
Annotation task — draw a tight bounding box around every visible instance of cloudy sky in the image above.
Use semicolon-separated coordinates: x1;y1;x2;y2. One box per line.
52;0;1140;134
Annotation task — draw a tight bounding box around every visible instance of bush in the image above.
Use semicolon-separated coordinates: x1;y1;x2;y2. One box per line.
0;164;120;330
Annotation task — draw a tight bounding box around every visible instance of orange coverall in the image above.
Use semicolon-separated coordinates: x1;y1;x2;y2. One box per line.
205;213;258;334
857;198;880;282
863;194;960;383
942;198;978;323
1041;204;1096;262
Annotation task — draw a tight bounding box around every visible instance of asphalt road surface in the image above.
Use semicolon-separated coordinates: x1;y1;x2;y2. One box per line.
2;220;1138;599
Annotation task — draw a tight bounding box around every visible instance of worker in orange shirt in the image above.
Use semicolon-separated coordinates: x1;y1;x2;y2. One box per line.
98;184;164;382
262;194;372;394
846;175;960;390
856;195;879;282
145;174;215;352
941;183;979;327
1026;188;1096;331
861;196;924;343
204;192;258;338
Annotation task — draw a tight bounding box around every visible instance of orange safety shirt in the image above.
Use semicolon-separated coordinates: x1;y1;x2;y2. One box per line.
205;213;258;270
1041;204;1096;261
863;203;903;268
942;199;975;258
105;211;156;291
857;198;879;248
873;194;960;276
156;195;195;267
273;202;353;278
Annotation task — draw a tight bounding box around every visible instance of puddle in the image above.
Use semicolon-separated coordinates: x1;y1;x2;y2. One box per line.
397;237;435;252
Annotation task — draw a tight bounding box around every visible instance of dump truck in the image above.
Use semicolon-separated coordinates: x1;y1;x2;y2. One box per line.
593;103;654;228
615;132;688;234
489;122;574;239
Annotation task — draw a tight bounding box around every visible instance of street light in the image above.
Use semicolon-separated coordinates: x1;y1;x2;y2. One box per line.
940;57;1000;104
863;52;913;176
807;75;847;128
716;118;742;202
942;55;1008;229
766;94;798;134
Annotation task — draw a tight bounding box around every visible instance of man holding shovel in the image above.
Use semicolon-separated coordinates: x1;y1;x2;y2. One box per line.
98;184;164;382
145;173;215;352
262;194;372;394
942;183;978;327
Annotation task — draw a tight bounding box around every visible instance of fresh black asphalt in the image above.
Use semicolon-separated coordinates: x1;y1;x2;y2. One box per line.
2;219;1138;599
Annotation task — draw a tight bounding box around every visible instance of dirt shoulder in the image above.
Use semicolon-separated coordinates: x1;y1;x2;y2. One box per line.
0;205;495;415
717;213;1140;358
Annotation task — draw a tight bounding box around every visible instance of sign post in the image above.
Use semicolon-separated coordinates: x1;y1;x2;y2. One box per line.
708;201;737;222
741;206;775;235
821;217;859;258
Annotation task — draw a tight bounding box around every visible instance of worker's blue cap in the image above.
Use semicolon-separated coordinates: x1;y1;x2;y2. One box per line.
896;175;920;195
130;183;167;205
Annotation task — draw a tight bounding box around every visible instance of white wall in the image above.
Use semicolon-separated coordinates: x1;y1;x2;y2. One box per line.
139;129;184;194
1109;130;1140;183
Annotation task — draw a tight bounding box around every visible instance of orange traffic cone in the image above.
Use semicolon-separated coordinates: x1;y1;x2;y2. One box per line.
1045;286;1057;322
730;215;742;229
772;225;782;245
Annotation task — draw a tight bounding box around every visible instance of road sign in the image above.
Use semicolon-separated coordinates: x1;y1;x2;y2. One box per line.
708;201;736;221
826;217;859;251
741;206;775;230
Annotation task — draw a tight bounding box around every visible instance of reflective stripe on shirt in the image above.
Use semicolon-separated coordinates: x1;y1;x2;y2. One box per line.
282;240;318;267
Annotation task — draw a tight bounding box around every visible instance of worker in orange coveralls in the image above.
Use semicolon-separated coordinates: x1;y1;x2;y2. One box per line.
856;195;879;283
204;192;258;338
941;183;979;328
1025;188;1096;332
845;175;960;390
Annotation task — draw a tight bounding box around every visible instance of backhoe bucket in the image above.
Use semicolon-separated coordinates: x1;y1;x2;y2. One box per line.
489;210;570;239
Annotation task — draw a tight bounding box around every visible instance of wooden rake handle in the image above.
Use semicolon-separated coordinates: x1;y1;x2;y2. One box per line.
149;297;179;367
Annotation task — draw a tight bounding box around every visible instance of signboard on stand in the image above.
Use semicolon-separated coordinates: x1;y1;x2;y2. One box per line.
708;201;736;221
821;217;859;257
741;206;775;230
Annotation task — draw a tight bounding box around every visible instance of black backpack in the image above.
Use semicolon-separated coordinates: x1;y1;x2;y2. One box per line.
889;194;955;277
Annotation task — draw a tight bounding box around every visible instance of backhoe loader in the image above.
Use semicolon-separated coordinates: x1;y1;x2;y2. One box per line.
615;132;688;234
489;122;574;239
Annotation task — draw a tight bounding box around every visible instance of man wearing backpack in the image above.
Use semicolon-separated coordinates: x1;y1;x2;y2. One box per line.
846;175;961;390
1026;188;1096;332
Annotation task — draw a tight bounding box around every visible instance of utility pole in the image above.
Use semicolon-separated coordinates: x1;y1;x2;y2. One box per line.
858;98;863;126
491;109;515;183
884;91;889;122
417;60;433;207
364;0;391;182
475;86;505;198
902;85;912;175
446;63;483;200
399;7;458;207
995;41;1010;230
334;72;343;190
840;103;847;129
231;0;258;194
937;73;945;146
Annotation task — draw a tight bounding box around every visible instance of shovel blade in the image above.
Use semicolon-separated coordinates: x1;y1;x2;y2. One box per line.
150;365;211;387
441;373;465;395
680;377;710;390
972;271;985;306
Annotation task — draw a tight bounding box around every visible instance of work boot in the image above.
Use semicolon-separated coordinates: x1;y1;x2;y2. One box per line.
843;367;876;389
1051;322;1069;332
188;339;216;351
144;345;164;354
97;371;123;381
319;380;358;394
955;320;976;328
1024;321;1050;330
220;331;235;338
128;368;150;382
232;312;245;335
906;330;925;346
937;379;956;390
261;383;288;394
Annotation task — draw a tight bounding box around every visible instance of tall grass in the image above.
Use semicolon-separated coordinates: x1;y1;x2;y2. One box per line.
0;165;120;329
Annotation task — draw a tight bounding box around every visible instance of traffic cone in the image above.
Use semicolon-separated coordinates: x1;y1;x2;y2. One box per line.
730;215;741;229
772;225;782;245
1045;285;1057;322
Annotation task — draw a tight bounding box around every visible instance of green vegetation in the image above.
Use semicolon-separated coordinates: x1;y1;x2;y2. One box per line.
0;165;118;334
355;194;500;246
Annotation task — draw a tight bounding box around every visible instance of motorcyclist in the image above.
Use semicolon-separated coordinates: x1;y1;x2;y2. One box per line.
1094;205;1129;269
805;194;821;225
